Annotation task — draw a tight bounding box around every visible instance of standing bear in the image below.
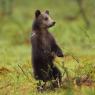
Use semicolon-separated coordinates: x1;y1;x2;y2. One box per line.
31;10;64;84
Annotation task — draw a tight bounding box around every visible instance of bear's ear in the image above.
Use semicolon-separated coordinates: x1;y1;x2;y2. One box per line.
45;10;49;15
35;10;41;18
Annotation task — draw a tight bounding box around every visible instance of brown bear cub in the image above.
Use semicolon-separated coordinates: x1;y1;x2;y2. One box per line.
31;10;64;86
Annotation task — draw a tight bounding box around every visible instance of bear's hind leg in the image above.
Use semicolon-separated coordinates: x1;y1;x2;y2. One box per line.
52;66;62;87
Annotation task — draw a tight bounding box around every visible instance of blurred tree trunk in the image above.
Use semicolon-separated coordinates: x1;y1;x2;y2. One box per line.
0;0;14;17
77;0;92;45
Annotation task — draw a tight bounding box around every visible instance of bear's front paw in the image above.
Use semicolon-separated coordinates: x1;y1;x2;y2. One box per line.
56;51;64;57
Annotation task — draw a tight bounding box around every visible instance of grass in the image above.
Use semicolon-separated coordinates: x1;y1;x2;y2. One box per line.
0;41;95;95
0;0;95;95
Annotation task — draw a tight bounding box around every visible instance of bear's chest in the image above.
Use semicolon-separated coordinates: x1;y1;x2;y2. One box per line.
32;31;53;52
41;32;52;47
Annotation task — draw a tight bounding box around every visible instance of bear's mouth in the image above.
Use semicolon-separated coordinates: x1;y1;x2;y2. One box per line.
48;22;56;27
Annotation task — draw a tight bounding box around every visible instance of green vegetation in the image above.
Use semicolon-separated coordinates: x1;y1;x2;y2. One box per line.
0;0;95;95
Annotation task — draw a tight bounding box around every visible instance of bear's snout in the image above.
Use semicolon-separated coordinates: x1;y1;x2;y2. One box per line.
52;21;56;25
49;21;56;27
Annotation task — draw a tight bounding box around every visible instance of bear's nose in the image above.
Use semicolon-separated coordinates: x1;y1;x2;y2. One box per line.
52;21;56;25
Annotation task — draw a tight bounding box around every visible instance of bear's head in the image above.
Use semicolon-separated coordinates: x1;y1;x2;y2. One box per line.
33;10;56;29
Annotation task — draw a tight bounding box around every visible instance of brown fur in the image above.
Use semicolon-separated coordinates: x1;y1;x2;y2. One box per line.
31;10;64;82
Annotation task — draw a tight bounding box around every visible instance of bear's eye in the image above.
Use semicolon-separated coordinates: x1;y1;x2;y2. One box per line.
44;17;48;21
